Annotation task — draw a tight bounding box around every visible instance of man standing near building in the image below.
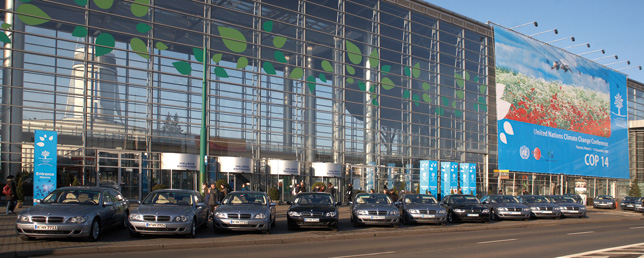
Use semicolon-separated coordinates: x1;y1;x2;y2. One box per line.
219;183;229;203
207;183;219;220
4;175;17;215
325;183;336;200
345;183;353;205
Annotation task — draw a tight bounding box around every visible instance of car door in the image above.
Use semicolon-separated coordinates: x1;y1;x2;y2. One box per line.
110;190;126;225
102;190;117;227
194;193;207;226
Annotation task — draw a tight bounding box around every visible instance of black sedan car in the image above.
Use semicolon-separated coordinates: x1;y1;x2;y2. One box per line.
440;195;490;223
620;196;637;210
396;194;447;225
287;192;339;230
480;195;530;221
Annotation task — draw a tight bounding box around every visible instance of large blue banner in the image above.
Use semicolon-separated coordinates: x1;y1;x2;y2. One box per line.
420;161;430;195
449;163;458;194
365;162;376;192
441;162;458;197
469;164;477;196
428;161;438;196
34;130;57;205
460;163;470;195
494;26;628;178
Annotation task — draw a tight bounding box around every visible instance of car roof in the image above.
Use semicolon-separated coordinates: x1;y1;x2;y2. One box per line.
297;192;332;196
151;189;197;194
228;191;266;195
56;186;116;192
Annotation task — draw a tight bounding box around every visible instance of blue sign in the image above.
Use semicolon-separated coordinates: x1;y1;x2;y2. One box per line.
494;26;628;178
142;154;149;197
365;162;376;192
420;161;429;195
469;164;477;196
387;163;395;190
405;164;412;192
460;163;470;195
427;161;438;196
450;163;458;194
34;130;57;205
441;162;455;197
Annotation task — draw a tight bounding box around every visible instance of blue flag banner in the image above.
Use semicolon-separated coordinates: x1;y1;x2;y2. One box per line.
441;162;451;197
34;130;57;205
469;164;477;195
460;163;471;195
420;161;430;195
405;164;413;192
450;163;458;194
387;163;395;190
365;162;376;192
428;161;438;196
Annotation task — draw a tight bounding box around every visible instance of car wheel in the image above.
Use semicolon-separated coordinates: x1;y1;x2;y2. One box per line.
19;235;35;241
129;229;141;238
352;217;360;227
86;219;100;242
490;210;497;221
447;211;454;223
401;213;408;225
187;219;197;238
122;213;129;229
392;223;399;228
263;217;271;234
271;217;276;227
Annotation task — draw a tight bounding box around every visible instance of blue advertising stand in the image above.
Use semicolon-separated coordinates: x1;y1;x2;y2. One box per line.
441;162;451;198
420;161;429;195
405;164;412;192
450;163;458;194
469;164;477;195
428;161;438;196
33;130;57;205
460;163;470;195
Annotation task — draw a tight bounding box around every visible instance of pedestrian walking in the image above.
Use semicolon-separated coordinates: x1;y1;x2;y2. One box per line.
345;183;353;205
4;175;17;215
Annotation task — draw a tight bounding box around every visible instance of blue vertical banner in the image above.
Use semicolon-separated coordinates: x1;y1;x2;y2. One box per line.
441;162;451;197
387;163;395;190
428;161;438;196
365;162;375;192
460;163;471;195
405;164;412;192
450;163;458;194
469;164;477;196
34;130;58;205
142;154;149;198
420;161;429;195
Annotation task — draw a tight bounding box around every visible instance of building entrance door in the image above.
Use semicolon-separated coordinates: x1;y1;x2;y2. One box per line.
97;151;142;200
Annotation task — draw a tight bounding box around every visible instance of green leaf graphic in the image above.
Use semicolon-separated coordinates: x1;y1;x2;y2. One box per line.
0;32;10;44
214;67;229;78
412;94;420;106
346;78;354;84
236;57;248;69
442;96;449;106
381;77;395;90
368;49;379;68
72;26;87;37
321;60;334;73
155;42;168;51
1;23;11;29
273;36;286;48
435;107;444;116
289;67;303;79
263;61;276;75
319;73;327;83
211;53;222;63
358;81;366;91
262;20;273;32
456;90;464;99
74;0;87;6
372;99;379;106
369;86;376;93
403;90;410;99
412;63;420;78
131;0;150;17
136;23;151;33
452;101;457;108
218;26;247;53
274;50;287;63
95;33;115;57
381;65;391;73
455;73;465;88
16;4;51;26
173;61;191;75
346;65;355;75
129;37;149;59
307;75;316;93
464;71;470;81
455;110;462;117
422;82;430;91
404;67;411;77
193;48;204;63
422;93;431;103
345;41;362;65
479;85;487;94
93;0;113;9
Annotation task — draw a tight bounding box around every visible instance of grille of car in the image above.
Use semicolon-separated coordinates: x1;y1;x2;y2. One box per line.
300;211;324;217
32;216;46;223
368;211;387;215
565;207;580;210
227;213;252;219
143;215;171;222
28;216;65;223
507;208;522;212
537;207;553;211
418;210;437;214
48;217;64;223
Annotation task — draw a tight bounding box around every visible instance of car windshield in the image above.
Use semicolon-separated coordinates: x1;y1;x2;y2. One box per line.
523;196;550;203
355;194;392;204
596;195;613;200
491;196;519;203
403;195;436;204
549;196;576;203
294;194;334;205
143;192;194;206
450;196;479;204
222;193;267;205
624;197;635;201
42;189;101;205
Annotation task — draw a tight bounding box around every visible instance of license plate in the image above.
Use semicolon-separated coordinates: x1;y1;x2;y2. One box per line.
467;214;478;217
304;218;320;222
568;210;578;213
146;223;166;228
509;212;521;215
370;216;385;219
35;225;58;230
421;214;435;218
230;220;248;225
541;211;552;214
628;205;633;207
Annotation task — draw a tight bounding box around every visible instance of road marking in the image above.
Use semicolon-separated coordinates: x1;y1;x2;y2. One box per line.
329;251;396;258
477;239;517;244
557;242;644;258
567;231;594;235
630;226;644;229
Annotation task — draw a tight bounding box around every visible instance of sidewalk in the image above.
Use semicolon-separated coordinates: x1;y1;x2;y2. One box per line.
0;204;642;258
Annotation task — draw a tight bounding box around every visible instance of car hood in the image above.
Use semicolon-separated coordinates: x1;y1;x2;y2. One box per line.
524;202;558;207
216;204;268;214
23;203;101;216
354;203;396;210
595;199;614;203
491;203;528;209
449;203;486;209
404;203;443;210
555;203;585;207
289;205;336;213
134;205;194;216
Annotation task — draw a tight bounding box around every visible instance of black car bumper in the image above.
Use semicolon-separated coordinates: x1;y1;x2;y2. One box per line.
452;212;490;222
287;216;338;229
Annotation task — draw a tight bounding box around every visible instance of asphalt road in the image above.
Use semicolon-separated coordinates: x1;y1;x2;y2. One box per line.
56;220;644;258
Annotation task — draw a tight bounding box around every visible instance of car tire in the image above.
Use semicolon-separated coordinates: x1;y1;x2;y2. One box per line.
187;219;197;238
19;235;35;241
447;211;455;223
401;214;408;225
129;230;141;238
122;213;129;229
214;227;224;234
263;218;271;234
86;219;100;242
271;217;276;228
490;210;497;221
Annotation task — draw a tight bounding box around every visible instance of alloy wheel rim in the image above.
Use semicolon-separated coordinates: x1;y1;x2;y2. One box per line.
92;221;99;239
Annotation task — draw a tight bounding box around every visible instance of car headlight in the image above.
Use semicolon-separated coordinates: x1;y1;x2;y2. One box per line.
388;210;398;215
129;214;143;221
67;216;89;223
254;213;267;219
17;215;31;222
454;209;465;213
174;215;188;222
408;209;419;214
497;207;508;211
482;209;490;213
356;210;369;215
215;212;228;219
288;211;301;217
530;207;538;211
438;209;447;214
325;212;337;217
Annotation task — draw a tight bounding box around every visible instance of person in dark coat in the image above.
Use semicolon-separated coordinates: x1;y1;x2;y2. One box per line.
345;183;353;205
219;183;229;203
206;183;220;220
324;183;336;200
5;175;17;215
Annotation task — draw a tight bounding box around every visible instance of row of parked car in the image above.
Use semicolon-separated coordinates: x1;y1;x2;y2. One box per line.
618;196;644;212
14;186;594;241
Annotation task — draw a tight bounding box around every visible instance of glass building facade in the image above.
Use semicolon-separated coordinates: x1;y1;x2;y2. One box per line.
628;79;644;192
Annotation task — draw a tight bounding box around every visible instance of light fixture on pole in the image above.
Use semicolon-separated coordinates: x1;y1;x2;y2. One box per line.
547;37;575;44
617;66;642;71
592;55;617;61
529;29;558;37
606;60;630;66
578;49;605;56
510;21;538;30
564;43;590;49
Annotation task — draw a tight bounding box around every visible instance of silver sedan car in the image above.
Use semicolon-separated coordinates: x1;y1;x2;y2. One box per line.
16;186;129;241
350;193;400;227
213;191;277;234
546;195;587;218
128;189;209;238
481;195;530;221
396;194;447;225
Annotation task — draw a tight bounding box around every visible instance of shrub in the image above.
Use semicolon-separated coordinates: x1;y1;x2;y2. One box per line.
629;180;641;197
152;184;168;192
268;187;280;201
72;176;80;186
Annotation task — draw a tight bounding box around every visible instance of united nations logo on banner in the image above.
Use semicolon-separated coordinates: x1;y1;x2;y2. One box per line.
520;145;530;160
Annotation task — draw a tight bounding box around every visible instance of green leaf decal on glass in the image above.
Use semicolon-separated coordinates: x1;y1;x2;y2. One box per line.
456;90;464;99
0;32;10;44
442;96;449;106
358;81;366;91
321;60;334;73
403;90;410;99
412;94;420;106
455;110;462;117
346;78;354;84
369;86;376;93
455;73;465;88
155;42;168;51
412;63;420;78
263;61;276;75
236;57;248;69
136;23;151;33
72;26;87;37
95;33;115;57
173;61;191;75
474;76;480;83
262;20;273;32
422;93;431;103
346;65;355;75
16;4;51;26
464;71;470;81
345;41;362;65
318;73;327;83
193;48;204;63
372;99;379;106
289;67;303;79
214;67;229;78
93;0;113;9
307;75;316;93
479;96;486;104
404;67;411;77
381;77;395;90
211;53;222;63
273;36;286;49
381;65;391;73
131;0;150;17
218;26;247;53
20;0;32;2
452;101;457;108
480;104;487;112
435;107;444;116
422;82;430;91
474;104;479;112
129;38;149;59
274;50;287;63
1;23;11;29
479;85;487;94
368;49;379;68
74;0;87;6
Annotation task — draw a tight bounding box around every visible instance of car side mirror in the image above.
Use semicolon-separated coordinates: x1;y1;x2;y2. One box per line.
394;201;401;206
197;202;205;207
348;201;353;206
34;199;41;204
286;201;292;205
103;201;114;207
128;200;141;206
270;202;277;206
335;202;342;206
482;200;488;204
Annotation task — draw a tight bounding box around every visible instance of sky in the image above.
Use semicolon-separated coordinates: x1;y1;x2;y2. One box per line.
426;0;644;83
